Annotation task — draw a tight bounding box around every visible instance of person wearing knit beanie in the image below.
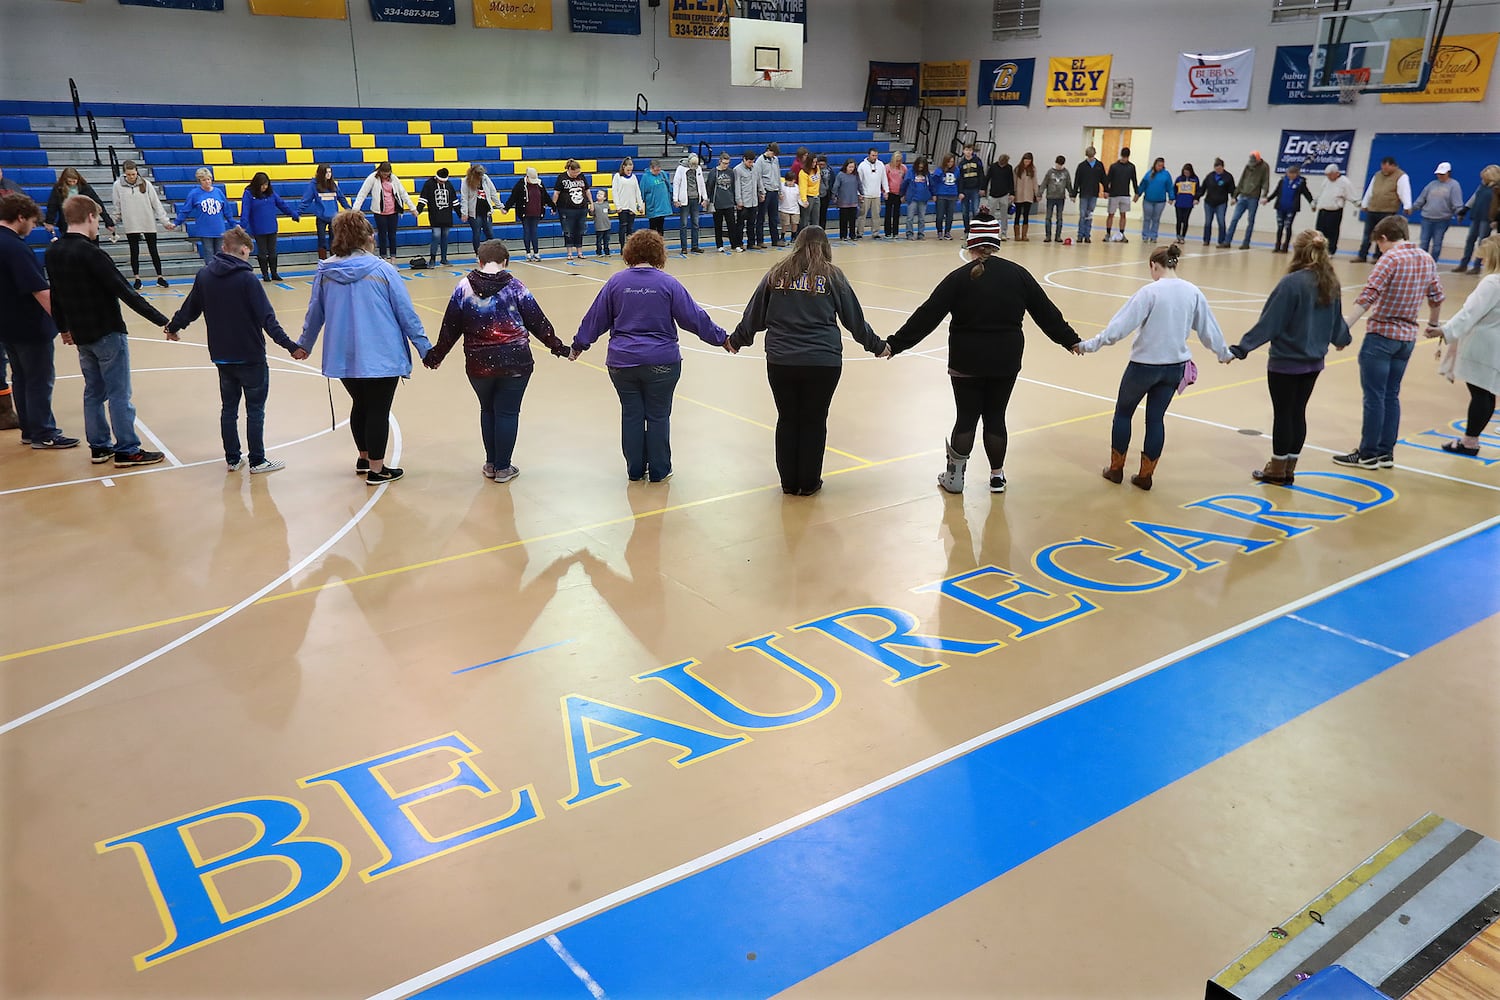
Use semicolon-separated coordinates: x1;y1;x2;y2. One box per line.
964;208;1004;257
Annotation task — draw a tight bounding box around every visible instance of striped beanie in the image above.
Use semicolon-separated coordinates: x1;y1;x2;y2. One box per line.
965;211;1003;253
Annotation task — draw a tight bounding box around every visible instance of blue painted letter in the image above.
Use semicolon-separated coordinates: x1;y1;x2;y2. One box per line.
920;567;1096;639
638;633;840;730
1033;538;1184;594
796;605;1000;685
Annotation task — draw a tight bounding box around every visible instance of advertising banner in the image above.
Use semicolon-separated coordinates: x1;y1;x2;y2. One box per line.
1276;129;1356;174
1172;48;1254;110
248;0;346;17
920;61;970;107
370;0;455;24
978;58;1035;107
118;0;224;10
1045;55;1111;107
1381;32;1498;103
669;0;729;40
737;0;805;40
1267;45;1343;105
568;0;639;34
473;0;552;29
865;61;921;108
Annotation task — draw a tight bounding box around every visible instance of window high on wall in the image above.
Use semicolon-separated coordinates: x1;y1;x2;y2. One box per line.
993;0;1041;38
1270;0;1352;24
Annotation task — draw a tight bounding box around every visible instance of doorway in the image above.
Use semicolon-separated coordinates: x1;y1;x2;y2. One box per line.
1084;126;1152;221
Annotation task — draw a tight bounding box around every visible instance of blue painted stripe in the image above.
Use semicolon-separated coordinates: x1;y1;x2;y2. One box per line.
451;641;574;676
415;523;1500;999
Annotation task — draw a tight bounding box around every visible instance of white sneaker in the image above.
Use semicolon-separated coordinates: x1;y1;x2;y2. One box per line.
493;465;520;484
227;459;245;472
250;459;285;474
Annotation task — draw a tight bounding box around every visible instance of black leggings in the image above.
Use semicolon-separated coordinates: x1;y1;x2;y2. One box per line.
126;233;162;276
884;193;902;236
1013;202;1033;224
341;377;399;462
838;206;857;241
1267;370;1321;456
253;233;278;274
1467;382;1497;438
1174;205;1193;240
950;371;1020;470
766;363;841;493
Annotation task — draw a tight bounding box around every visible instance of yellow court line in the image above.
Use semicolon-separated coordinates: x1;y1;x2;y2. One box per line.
1180;354;1359;400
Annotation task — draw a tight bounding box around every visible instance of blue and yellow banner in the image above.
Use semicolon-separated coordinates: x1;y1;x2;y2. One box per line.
1268;45;1344;105
1382;32;1499;103
1045;54;1112;107
247;0;346;17
370;0;455;24
473;0;552;29
568;0;639;34
669;0;728;40
978;58;1036;107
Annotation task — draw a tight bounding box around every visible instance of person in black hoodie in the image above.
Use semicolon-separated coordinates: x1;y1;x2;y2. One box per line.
164;227;306;474
418;168;459;266
1072;146;1107;243
885;209;1080;494
1200;157;1237;247
985;154;1015;238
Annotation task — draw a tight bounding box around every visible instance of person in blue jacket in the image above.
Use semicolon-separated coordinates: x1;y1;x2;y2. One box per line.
240;171;301;282
1171;164;1200;245
300;163;350;261
932;154;960;240
639;160;673;236
901;157;934;240
175;167;238;263
1136;157;1174;244
297;210;432;485
1265;164;1315;254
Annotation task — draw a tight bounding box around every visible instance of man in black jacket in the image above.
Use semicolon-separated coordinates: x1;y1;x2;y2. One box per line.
1072;146;1107;243
45;194;170;467
165;227;305;473
1104;147;1139;243
0;193;74;448
1200;157;1237;246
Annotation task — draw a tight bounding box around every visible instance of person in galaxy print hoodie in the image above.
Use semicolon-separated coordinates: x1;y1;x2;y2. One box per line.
423;239;569;482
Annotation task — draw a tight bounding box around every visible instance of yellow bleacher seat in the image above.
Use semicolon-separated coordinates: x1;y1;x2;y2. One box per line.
202;149;234;166
182;118;264;135
408;121;430;135
273;134;302;149
419;134;445;148
286;149;314;164
434;148;458;162
192;134;223;150
484;135;510;148
362;149;392;163
350;134;375;149
509;159;597;175
472;121;555;135
496;148;522;162
338;120;364;134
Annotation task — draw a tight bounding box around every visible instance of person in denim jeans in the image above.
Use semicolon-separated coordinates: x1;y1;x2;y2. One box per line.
1412;164;1464;261
1225;152;1270;249
570;230;727;482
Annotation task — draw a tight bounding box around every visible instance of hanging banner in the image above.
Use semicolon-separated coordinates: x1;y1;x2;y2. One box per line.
1045;55;1112;107
668;0;728;40
978;58;1036;107
1275;129;1355;174
1381;32;1499;103
370;0;455;23
920;61;970;107
247;0;346;16
865;61;921;109
568;0;639;33
737;0;805;40
1172;48;1254;110
1267;44;1343;105
118;0;224;10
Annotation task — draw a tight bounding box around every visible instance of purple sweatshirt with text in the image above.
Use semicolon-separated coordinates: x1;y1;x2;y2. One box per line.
572;264;726;365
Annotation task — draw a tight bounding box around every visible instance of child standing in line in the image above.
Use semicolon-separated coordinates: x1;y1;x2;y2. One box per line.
592;189;613;257
1266;165;1315;253
779;171;801;239
830;160;861;241
933;154;959;241
901;157;932;240
1040;156;1075;243
1172;164;1199;245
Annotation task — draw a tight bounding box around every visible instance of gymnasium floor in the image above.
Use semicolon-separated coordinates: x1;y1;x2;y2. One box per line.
2;228;1497;998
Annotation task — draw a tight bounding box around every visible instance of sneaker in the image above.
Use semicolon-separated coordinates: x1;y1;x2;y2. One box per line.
482;463;497;480
114;449;164;467
649;470;674;483
227;458;245;471
32;434;80;450
90;446;113;464
156;276;169;288
872;234;882;240
1471;265;1482;275
798;480;823;497
1331;450;1378;469
690;247;704;254
133;278;143;290
493;465;520;484
1117;235;1129;243
366;466;404;484
1376;453;1395;469
734;246;746;253
355;457;370;475
1082;236;1092;244
1239;243;1251;250
250;459;285;474
989;472;1007;494
721;247;732;255
1450;264;1469;273
1354;255;1368;263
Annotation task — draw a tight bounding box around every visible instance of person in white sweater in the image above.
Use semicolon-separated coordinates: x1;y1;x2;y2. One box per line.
1426;233;1500;455
1075;243;1232;489
612;157;644;237
111;160;174;288
352;163;415;260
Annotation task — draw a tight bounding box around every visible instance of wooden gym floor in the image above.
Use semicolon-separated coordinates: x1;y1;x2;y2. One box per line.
2;230;1497;998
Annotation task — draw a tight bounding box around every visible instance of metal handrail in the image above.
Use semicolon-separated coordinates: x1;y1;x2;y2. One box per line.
633;93;649;134
70;79;83;133
696;140;712;165
108;146;120;180
87;111;101;166
663;115;678;158
914;116;932;161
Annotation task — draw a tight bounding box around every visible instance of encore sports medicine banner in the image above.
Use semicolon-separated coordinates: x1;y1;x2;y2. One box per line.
568;0;640;34
370;0;456;24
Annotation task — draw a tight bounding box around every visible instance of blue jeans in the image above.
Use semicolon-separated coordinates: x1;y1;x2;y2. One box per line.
1459;216;1493;267
1045;197;1065;239
904;201;927;236
520;217;540;255
1111;361;1185;460
1226;195;1259;245
1077;195;1097;239
428;227;449;262
196;236;222;263
758;196;779;246
1419;218;1452;260
1140;200;1166;241
1203;202;1228;243
75;332;140;454
468;213;493;252
315;217;332;253
935;196;955;235
218;361;269;465
960;189;981;230
560;208;588;249
6;338;59;441
677;204;700;252
469;371;530;468
1357;334;1414;458
608;362;681;481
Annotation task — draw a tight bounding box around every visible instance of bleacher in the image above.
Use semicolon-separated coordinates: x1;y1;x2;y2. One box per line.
0;103;901;276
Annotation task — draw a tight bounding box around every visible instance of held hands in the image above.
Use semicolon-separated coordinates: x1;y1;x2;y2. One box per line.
291;347;309;361
568;347;582;361
723;340;739;355
1424;321;1444;340
878;344;892;359
1069;342;1085;355
60;331;74;346
163;325;179;342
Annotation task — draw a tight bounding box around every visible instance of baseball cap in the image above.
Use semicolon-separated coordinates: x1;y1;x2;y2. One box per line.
1435;161;1452;174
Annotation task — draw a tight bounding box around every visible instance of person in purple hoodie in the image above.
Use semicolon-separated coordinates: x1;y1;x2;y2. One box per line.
569;229;727;483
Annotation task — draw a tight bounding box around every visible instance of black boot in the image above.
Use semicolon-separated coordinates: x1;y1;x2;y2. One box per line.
258;255;271;281
270;253;281;281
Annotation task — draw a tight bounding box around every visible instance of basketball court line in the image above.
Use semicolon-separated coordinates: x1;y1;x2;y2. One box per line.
366;512;1500;1000
133;418;182;467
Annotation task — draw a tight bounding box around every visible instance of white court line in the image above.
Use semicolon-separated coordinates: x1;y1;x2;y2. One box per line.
132;418;182;467
543;934;608;1000
0;418;401;737
1285;614;1410;660
364;511;1500;1000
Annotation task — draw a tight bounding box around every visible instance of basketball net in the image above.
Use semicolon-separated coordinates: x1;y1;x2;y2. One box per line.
1334;67;1370;105
756;69;792;91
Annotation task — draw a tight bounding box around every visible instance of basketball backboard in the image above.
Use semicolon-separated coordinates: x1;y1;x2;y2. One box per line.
729;17;803;89
1307;1;1448;94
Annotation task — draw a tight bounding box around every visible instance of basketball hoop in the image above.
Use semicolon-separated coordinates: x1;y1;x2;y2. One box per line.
755;69;792;91
1334;67;1371;104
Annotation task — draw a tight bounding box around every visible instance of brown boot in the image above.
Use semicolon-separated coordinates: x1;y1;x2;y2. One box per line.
1130;454;1158;490
1013;220;1021;241
1102;449;1126;483
1252;456;1291;485
318;247;329;261
0;389;17;431
1284;455;1298;483
1021;221;1030;241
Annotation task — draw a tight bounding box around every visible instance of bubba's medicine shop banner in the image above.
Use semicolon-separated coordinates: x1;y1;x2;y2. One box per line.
1172;48;1255;110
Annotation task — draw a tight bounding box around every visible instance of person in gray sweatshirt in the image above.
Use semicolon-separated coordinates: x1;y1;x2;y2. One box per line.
733;151;763;250
728;226;888;495
1412;162;1465;261
1040;156;1075;243
757;142;784;248
1228;229;1352;484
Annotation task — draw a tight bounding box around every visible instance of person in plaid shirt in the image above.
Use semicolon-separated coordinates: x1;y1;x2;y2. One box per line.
1334;215;1445;469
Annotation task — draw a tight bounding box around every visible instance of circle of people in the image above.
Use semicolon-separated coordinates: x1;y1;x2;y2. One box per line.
0;165;1496;492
